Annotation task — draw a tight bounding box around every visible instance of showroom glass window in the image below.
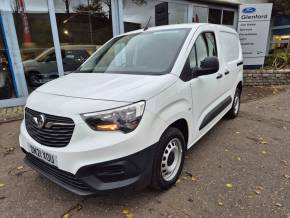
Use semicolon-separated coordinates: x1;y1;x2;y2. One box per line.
0;29;16;100
208;8;222;24
122;0;189;32
53;0;113;74
208;7;236;28
0;0;54;97
222;10;235;25
9;0;56;91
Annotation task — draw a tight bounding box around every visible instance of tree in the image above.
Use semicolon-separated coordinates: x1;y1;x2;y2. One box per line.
132;0;147;5
75;0;147;21
270;0;290;17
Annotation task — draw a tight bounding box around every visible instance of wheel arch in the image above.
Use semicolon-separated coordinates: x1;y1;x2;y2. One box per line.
163;118;189;149
237;81;243;93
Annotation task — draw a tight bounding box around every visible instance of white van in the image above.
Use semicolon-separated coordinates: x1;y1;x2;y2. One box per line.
19;24;243;195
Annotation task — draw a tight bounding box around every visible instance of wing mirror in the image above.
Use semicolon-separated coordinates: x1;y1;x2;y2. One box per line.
194;56;219;77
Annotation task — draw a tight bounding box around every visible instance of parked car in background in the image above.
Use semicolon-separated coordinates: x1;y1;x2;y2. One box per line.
23;45;98;87
20;24;243;195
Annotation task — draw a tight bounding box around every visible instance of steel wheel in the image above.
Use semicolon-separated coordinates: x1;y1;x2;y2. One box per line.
161;137;183;181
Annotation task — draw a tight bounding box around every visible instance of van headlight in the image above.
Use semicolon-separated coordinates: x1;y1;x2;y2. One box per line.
81;101;145;133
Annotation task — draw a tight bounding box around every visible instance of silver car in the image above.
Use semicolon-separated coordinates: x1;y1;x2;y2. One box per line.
23;45;98;87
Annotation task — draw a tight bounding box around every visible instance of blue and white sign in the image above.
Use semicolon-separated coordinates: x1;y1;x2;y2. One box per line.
238;3;273;66
242;7;256;14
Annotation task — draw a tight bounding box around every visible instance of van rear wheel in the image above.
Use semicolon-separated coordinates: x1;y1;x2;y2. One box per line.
151;127;185;190
226;88;241;119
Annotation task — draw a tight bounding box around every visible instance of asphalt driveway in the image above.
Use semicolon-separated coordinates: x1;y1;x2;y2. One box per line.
0;86;289;218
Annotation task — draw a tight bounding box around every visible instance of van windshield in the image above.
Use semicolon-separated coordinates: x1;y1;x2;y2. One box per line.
76;28;190;75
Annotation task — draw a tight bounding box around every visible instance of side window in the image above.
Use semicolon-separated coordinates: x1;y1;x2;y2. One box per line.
195;34;208;67
181;32;218;81
188;45;197;69
44;51;56;62
64;50;90;63
204;32;217;56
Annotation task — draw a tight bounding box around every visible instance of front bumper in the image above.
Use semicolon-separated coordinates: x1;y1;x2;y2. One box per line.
19;94;169;195
22;144;156;196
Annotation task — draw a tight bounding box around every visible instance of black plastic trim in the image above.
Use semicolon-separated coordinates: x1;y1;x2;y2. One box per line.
23;143;157;196
199;96;232;130
237;61;243;66
179;59;192;82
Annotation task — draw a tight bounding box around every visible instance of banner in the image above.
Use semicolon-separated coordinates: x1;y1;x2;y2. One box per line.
18;0;31;43
238;3;273;66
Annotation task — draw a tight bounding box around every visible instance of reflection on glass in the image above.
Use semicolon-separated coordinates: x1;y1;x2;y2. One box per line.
54;0;113;74
123;0;157;32
77;29;189;75
208;8;222;24
192;6;208;23
123;0;189;32
0;30;16;100
8;0;56;90
168;2;188;24
222;10;234;25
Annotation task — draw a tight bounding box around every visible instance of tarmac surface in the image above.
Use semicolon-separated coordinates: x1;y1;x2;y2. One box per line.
0;86;289;218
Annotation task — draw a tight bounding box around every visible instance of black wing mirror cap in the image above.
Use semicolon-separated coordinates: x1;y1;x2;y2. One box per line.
195;56;219;77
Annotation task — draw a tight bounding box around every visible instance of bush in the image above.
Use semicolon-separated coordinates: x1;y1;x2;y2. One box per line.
264;51;290;69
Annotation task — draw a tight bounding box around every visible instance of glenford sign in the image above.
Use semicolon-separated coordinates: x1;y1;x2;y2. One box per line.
238;3;273;66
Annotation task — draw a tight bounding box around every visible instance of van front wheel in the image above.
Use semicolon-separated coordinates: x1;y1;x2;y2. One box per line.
151;127;185;190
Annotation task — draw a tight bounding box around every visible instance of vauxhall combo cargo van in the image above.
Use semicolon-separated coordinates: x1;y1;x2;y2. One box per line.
19;24;243;195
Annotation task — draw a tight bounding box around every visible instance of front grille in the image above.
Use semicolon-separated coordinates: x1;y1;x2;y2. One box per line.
26;153;91;192
25;107;75;147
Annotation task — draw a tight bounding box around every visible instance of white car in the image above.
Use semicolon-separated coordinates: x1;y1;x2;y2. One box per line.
19;24;243;195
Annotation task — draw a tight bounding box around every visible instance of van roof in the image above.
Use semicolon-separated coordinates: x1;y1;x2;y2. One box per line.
120;23;237;36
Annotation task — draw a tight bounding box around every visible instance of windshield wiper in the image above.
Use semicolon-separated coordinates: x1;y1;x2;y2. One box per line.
75;69;93;73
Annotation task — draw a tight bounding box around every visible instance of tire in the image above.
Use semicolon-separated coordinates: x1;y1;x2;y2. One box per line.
28;72;41;87
226;87;241;119
0;76;12;99
151;127;185;190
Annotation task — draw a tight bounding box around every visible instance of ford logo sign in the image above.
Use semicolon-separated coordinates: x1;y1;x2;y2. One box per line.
242;7;256;13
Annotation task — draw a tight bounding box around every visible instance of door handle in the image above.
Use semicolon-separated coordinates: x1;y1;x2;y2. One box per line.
216;73;223;79
224;71;230;75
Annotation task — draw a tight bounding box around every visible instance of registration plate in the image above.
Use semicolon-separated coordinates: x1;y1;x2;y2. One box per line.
29;144;58;167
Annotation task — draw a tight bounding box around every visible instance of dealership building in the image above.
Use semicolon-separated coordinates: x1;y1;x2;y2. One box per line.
0;0;286;108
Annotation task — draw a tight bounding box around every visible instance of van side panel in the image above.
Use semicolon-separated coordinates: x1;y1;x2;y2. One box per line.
218;29;242;93
147;80;194;148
